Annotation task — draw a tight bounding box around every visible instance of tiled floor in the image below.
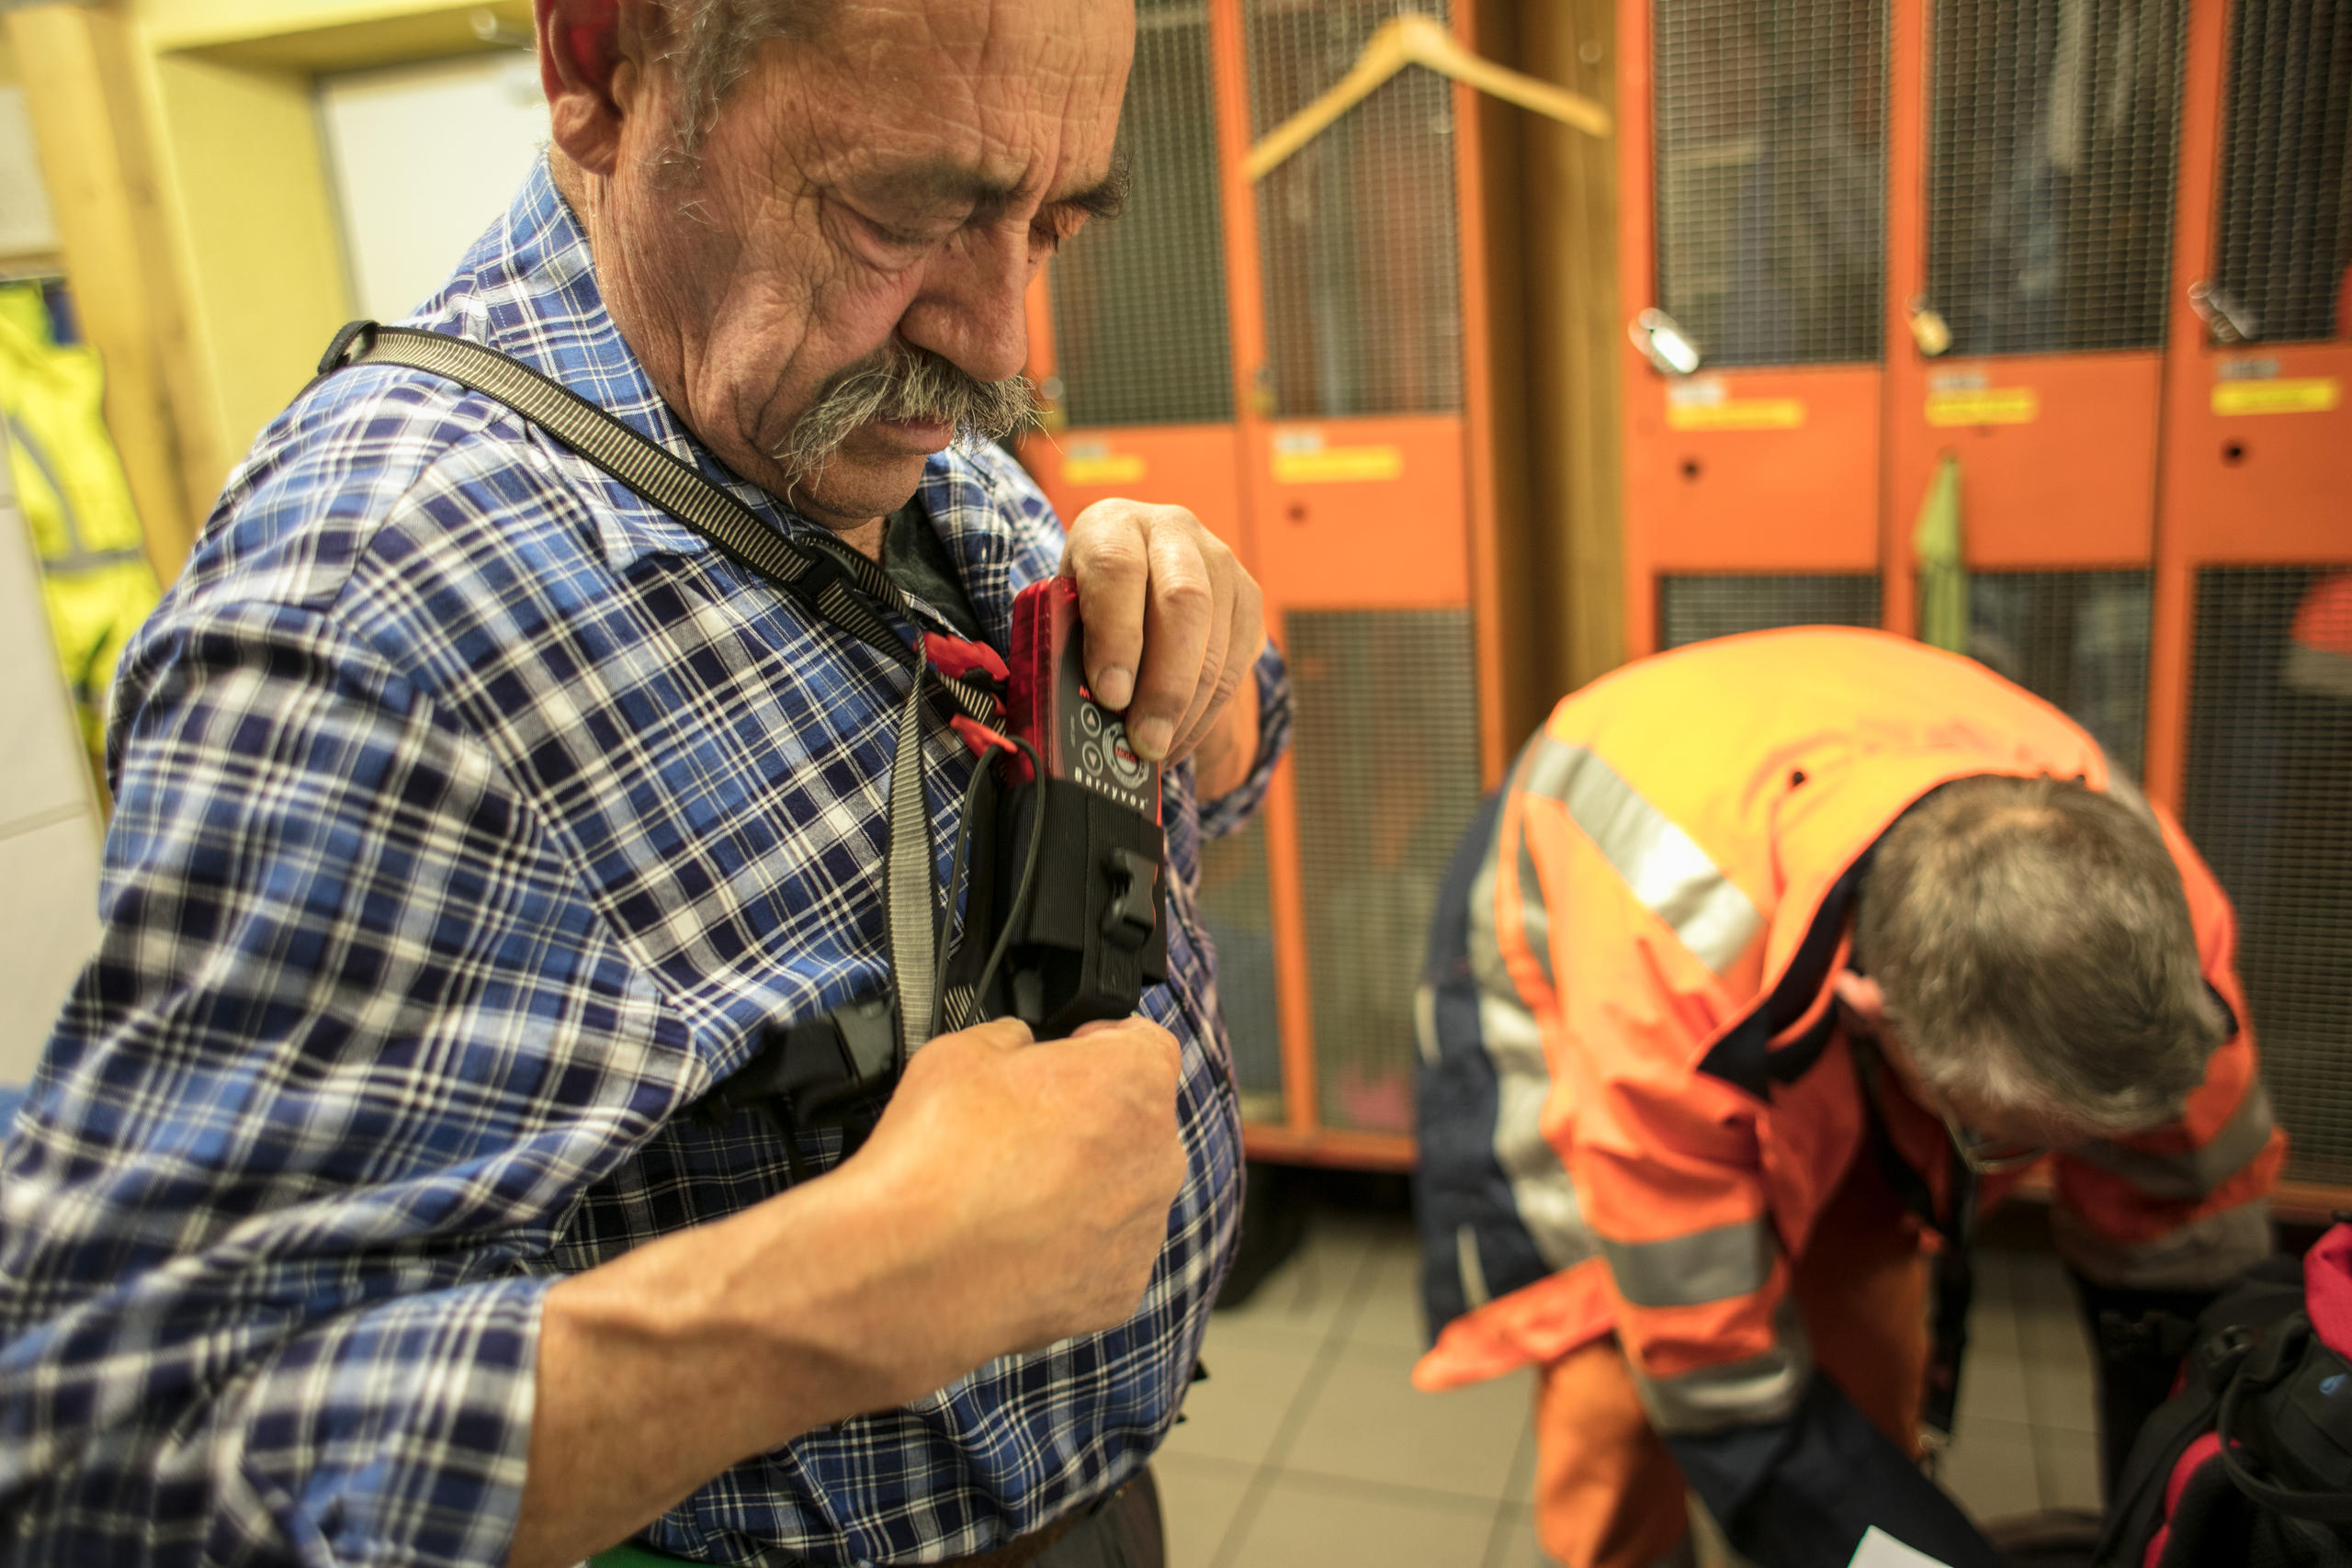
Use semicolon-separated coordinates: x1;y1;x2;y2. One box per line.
1158;1206;2102;1568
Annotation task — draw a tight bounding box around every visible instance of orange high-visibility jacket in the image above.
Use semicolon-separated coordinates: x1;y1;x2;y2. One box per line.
1413;628;2283;1436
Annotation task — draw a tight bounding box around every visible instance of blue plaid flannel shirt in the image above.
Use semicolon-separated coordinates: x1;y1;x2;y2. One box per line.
0;160;1289;1567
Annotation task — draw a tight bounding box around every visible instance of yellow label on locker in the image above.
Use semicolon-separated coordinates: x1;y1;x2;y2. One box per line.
2211;378;2340;416
1061;453;1147;485
1665;399;1806;431
1926;387;2040;426
1272;445;1405;483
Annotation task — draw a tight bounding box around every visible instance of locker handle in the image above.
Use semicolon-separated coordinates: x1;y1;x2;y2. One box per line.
1907;300;1952;358
1243;13;1610;184
1630;309;1700;377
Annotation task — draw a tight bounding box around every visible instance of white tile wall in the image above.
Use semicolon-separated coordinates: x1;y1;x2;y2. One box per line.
317;51;552;324
0;86;59;258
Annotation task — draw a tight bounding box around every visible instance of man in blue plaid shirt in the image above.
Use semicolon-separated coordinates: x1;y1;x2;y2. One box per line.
0;3;1291;1564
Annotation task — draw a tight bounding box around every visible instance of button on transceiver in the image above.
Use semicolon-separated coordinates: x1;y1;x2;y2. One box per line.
1106;731;1148;787
1082;741;1106;777
1080;705;1103;736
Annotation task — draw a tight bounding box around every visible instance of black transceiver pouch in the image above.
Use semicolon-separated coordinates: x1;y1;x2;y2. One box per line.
978;576;1170;1036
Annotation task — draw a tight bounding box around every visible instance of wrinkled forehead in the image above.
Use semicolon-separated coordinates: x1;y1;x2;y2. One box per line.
782;0;1135;189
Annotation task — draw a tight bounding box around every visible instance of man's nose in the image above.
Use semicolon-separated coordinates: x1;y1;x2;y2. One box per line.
897;223;1032;387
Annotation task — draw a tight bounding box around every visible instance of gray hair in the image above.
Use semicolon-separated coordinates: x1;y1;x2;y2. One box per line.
1855;773;2225;1136
650;0;832;154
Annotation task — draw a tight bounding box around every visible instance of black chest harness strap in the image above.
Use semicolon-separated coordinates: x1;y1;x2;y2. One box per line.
1852;1035;1980;1461
318;321;997;1077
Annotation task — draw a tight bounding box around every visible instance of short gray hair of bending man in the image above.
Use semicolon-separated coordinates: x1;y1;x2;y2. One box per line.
1855;773;2226;1137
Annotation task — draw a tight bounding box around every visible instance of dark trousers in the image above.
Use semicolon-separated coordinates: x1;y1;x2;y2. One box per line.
1033;1469;1164;1568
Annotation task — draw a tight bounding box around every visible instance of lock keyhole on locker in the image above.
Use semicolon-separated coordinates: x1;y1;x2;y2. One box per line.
1287;502;1309;525
2222;441;2247;466
1680;458;1702;481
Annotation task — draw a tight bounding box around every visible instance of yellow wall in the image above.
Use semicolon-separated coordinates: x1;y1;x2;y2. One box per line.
144;51;351;468
9;0;527;574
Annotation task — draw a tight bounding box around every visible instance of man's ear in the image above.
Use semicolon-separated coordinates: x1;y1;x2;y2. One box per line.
536;0;643;177
1832;970;1887;1033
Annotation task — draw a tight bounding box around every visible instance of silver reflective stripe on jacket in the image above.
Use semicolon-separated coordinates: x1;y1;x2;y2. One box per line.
2069;1080;2277;1202
1599;1218;1780;1310
2053;1195;2275;1292
1633;1298;1814;1435
1459;791;1594;1274
1520;739;1764;975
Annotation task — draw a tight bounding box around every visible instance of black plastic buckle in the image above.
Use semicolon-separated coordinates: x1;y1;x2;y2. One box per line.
692;993;902;1175
318;320;379;375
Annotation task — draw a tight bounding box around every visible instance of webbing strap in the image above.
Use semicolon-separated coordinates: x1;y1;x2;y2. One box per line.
1854;1039;1978;1445
321;320;992;1062
886;668;936;1060
318;321;997;723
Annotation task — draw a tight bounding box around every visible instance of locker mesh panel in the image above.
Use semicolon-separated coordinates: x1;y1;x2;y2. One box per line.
2211;0;2352;344
2180;569;2352;1187
1247;0;1464;416
1966;570;2152;777
1287;609;1482;1134
1658;573;1883;648
1046;0;1234;426
1197;817;1286;1124
1652;0;1889;367
1926;0;2186;355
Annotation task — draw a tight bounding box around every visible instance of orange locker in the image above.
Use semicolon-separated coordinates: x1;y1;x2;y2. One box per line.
1620;0;2351;1205
2153;0;2352;1201
1881;0;2184;776
1021;0;1516;1169
1617;0;1893;656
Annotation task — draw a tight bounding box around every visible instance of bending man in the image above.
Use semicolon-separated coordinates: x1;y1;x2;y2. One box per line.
1414;626;2278;1568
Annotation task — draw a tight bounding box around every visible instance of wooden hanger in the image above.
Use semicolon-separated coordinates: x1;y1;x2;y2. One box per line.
1242;12;1611;183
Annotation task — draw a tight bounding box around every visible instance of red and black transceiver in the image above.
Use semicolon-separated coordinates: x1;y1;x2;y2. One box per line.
989;577;1170;1035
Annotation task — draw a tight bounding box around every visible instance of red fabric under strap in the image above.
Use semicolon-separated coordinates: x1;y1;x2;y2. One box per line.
951;716;1017;757
924;632;1010;685
2306;1222;2352;1357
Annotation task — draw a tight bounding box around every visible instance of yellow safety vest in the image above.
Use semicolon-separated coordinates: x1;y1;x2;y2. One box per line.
0;283;160;763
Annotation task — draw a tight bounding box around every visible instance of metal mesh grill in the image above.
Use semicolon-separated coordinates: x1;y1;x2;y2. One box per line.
2180;568;2352;1187
1286;609;1483;1134
1658;572;1883;648
2211;0;2352;344
1966;570;2152;776
1196;816;1286;1124
1651;0;1889;367
1046;0;1234;426
1247;0;1464;416
1925;0;2186;355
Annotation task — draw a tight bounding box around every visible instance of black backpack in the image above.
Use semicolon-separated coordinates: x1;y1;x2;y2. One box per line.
2094;1222;2352;1568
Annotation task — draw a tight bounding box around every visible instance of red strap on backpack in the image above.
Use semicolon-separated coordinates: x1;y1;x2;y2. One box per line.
2305;1222;2352;1359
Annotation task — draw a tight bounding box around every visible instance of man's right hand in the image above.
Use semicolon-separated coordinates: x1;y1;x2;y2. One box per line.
512;1013;1187;1568
798;1014;1190;1400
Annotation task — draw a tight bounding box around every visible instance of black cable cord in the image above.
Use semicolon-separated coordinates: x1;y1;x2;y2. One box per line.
974;737;1048;1021
923;750;995;1049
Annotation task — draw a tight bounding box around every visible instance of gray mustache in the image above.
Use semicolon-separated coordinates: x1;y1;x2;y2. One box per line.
777;345;1041;479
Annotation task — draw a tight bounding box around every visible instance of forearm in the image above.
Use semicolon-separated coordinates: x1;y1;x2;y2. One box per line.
512;1169;922;1568
510;1015;1184;1568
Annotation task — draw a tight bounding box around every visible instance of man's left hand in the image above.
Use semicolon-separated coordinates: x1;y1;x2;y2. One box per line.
1061;500;1266;766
